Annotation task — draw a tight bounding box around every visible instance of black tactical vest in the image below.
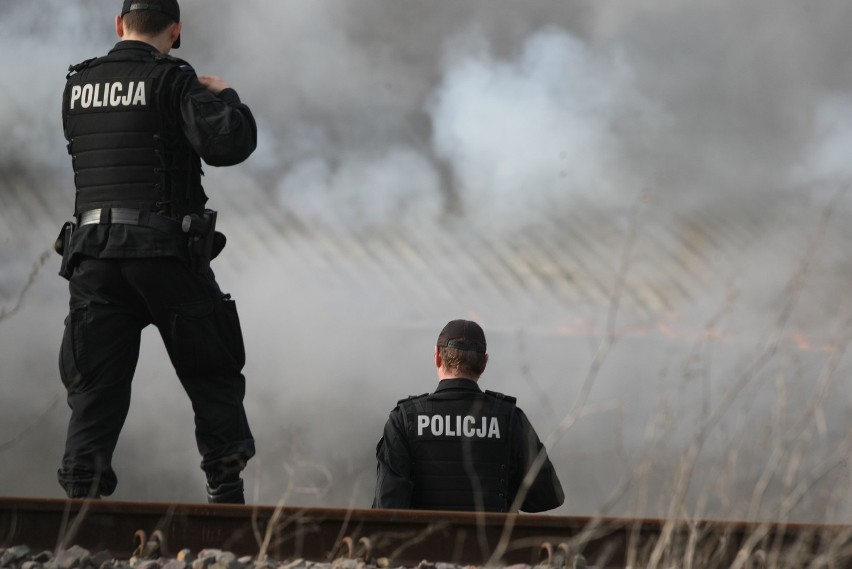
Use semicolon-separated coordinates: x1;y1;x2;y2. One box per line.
400;389;515;512
63;49;205;218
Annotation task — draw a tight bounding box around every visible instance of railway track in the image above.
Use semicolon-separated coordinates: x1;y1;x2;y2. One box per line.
2;498;852;568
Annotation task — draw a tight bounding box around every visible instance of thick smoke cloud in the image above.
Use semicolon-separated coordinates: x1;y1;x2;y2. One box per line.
428;28;644;224
2;0;852;523
4;0;852;209
0;1;109;172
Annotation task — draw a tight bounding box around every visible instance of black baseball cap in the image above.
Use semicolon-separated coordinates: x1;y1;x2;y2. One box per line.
437;320;487;354
121;0;181;48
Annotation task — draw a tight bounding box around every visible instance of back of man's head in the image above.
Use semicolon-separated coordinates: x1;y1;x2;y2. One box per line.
437;320;488;377
121;0;181;48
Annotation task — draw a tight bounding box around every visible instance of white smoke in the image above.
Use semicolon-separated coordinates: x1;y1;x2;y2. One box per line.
3;0;852;523
0;0;109;172
275;147;442;231
268;26;648;230
428;27;641;223
794;95;852;187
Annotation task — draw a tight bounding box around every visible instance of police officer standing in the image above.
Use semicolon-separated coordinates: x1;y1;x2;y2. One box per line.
373;320;564;512
57;0;256;503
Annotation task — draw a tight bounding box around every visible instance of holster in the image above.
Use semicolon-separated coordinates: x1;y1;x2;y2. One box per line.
182;209;225;275
55;221;76;280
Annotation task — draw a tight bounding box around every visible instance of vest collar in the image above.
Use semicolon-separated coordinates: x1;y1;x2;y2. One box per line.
435;378;481;393
110;40;161;55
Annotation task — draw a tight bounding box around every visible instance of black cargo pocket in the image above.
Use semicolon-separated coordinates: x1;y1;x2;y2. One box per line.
59;304;88;391
170;297;246;377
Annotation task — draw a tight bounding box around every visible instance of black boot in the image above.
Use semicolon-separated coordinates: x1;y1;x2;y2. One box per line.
207;478;245;504
67;485;102;500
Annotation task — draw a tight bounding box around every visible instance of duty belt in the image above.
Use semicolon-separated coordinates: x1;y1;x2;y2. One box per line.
77;208;184;235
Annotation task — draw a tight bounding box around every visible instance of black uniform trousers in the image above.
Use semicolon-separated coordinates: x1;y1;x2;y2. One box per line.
57;256;255;498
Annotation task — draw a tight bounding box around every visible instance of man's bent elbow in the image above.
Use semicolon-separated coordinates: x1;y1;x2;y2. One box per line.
201;139;257;167
520;477;565;513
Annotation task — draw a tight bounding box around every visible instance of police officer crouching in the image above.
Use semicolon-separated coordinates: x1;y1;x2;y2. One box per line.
373;320;565;512
56;0;256;503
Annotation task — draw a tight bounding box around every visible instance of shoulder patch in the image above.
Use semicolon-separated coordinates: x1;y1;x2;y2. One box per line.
178;64;195;73
485;389;517;403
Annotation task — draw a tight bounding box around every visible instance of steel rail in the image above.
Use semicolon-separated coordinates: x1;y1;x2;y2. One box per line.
2;497;852;567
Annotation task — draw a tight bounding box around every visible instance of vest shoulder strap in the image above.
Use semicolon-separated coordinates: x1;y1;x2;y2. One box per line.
154;52;193;69
152;54;197;78
484;390;517;420
485;389;517;404
397;393;429;406
66;57;97;79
